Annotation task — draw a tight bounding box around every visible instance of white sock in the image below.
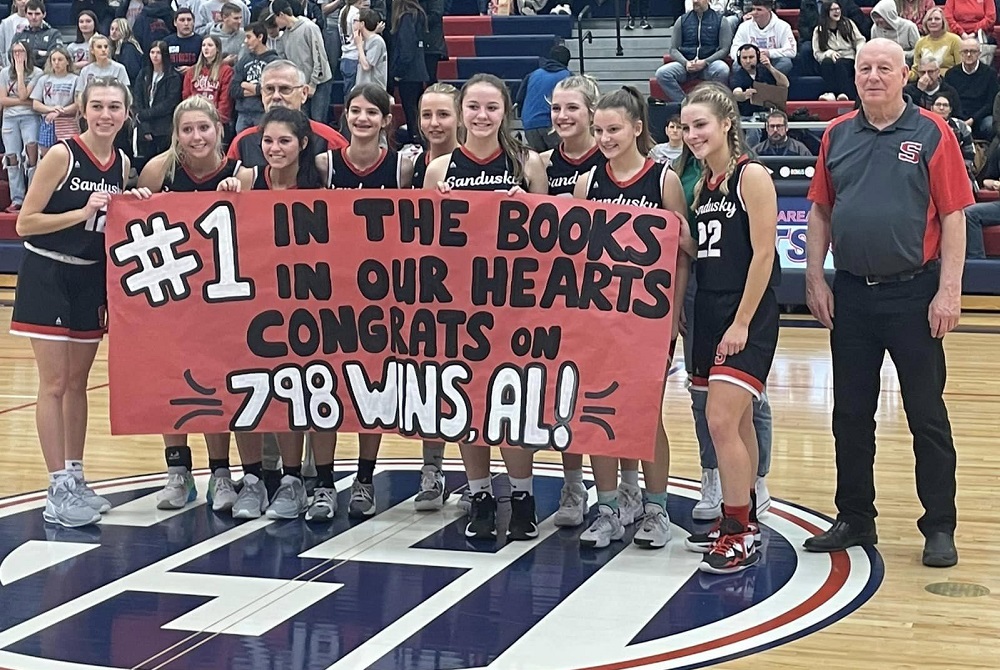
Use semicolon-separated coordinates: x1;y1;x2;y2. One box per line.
66;460;84;479
467;477;493;496
621;469;639;487
564;469;584;486
49;469;70;486
509;475;533;495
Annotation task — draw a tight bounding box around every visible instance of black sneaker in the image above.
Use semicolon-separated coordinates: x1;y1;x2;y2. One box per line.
640;18;651;29
686;518;760;553
625;17;635;30
699;518;760;575
465;491;497;539
507;491;539;541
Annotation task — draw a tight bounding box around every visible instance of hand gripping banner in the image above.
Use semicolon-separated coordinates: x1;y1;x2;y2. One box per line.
105;191;680;459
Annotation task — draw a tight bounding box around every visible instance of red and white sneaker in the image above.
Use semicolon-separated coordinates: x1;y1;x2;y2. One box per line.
699;519;761;574
684;518;760;553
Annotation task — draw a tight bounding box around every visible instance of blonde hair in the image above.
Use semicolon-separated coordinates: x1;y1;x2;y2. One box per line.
164;96;224;183
682;82;746;204
594;86;655;155
460;73;529;185
110;18;142;57
43;45;73;75
419;82;463;144
550;74;601;111
922;6;948;32
89;34;111;61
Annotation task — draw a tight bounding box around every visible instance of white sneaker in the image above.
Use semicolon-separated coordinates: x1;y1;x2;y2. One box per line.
819;92;836;101
755;476;771;517
207;468;238;513
73;476;111;513
305;486;338;522
617;482;643;525
156;467;196;510
553;482;588;527
414;465;447;511
43;477;102;528
265;475;307;519
579;504;625;548
633;503;672;549
232;474;268;519
693;468;722;521
457;488;472;515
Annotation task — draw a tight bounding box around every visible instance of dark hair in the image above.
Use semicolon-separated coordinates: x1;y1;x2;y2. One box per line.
260;106;323;188
25;0;44;13
667;114;681;126
246;21;267;43
175;7;194;21
7;42;37;79
346;82;392;115
76;9;99;43
271;0;299;17
549;45;571;67
816;0;855;53
595;86;654;155
737;43;761;61
391;0;426;34
358;7;380;31
767;109;789;124
145;39;174;74
751;0;774;9
221;2;242;18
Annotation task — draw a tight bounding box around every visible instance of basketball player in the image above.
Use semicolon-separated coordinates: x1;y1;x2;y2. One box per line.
573;86;693;550
219;106;328;520
137;96;244;513
679;83;781;574
11;77;152;528
540;75;606;528
423;73;548;542
305;84;415;523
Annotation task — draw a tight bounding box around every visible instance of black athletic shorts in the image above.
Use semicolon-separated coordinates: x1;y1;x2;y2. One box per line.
690;287;778;398
10;250;107;342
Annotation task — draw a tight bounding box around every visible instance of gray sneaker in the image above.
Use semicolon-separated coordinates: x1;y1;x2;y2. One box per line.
553;482;588;527
633;502;672;549
305;486;338;522
207;469;238;513
156;467;196;510
414;465;447;511
457;488;472;515
348;478;376;519
232;474;268;520
43;477;102;528
618;482;644;525
73;476;111;513
266;475;307;520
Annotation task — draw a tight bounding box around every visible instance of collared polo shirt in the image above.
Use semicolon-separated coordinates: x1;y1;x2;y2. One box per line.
808;100;974;277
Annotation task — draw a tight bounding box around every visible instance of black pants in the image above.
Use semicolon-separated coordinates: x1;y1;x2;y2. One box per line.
819;58;857;99
397;80;424;144
831;268;957;537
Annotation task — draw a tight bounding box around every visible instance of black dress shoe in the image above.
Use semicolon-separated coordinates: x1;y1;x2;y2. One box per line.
803;520;878;552
922;532;958;567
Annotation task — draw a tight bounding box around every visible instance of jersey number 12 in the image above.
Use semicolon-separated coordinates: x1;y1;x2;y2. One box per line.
698;219;721;259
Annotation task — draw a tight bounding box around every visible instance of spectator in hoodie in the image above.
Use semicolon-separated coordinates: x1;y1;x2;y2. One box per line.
390;0;429;145
13;1;63;69
911;8;963;78
898;0;935;34
134;0;176;53
870;0;919;64
231;21;279;132
655;0;734;103
944;0;995;40
196;0;250;36
209;2;245;64
110;18;144;82
813;1;866;101
944;38;998;138
133;40;182;165
69;10;98;69
271;0;332;123
0;0;30;68
515;44;570;152
905;56;963;112
752;109;813;156
166;8;202;72
354;7;387;90
183;35;235;127
730;0;796;76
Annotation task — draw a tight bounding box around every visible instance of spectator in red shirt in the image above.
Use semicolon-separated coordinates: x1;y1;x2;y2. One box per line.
183;35;234;127
943;0;995;39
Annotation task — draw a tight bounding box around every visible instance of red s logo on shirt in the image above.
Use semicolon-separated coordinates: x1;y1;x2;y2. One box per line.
898;141;922;164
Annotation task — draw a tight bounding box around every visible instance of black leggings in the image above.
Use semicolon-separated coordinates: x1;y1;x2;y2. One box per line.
629;0;649;18
397;80;424;145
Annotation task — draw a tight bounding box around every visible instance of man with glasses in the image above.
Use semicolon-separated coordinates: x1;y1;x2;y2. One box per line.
904;57;962;113
227;59;347;167
943;38;999;140
752;110;812;156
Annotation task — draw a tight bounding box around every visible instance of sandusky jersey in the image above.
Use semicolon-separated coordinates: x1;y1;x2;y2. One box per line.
586;158;665;208
693;158;781;293
411;150;430;188
443;146;525;191
547;143;604;196
25;137;126;263
162;158;242;192
327;147;401;189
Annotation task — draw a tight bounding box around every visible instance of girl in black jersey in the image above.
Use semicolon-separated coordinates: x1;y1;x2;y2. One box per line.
221;107;327;521
679;83;780;575
137;96;243;515
424;74;547;543
11;77;152;528
411;83;461;190
541;75;604;199
573;87;695;551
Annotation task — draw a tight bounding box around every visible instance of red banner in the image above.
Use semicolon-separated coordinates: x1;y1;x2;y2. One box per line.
105;191;680;459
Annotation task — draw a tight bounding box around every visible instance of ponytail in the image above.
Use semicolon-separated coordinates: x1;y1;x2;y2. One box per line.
594;85;655;156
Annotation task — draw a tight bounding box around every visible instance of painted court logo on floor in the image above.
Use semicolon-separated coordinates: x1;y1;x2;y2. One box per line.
0;459;883;669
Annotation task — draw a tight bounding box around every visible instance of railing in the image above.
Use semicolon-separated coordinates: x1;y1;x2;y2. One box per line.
576;5;594;73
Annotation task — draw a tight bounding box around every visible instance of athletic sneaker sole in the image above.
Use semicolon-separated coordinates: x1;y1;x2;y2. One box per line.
698;551;762;575
580;530;624;548
414;494;446;511
43;510;101;528
348;507;377;520
634;533;671;549
686;529;763;554
232;509;263;520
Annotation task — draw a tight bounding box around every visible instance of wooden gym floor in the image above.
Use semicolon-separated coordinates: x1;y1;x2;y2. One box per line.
0;297;997;669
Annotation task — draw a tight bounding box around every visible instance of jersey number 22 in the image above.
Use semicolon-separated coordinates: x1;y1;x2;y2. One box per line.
698;219;721;259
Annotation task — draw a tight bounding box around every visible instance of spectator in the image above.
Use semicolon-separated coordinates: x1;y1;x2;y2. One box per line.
208;3;245;64
814;1;866;101
898;0;935;34
649;114;685;164
133;0;176;53
964;143;1000;258
77;34;129;89
390;0;430;145
655;0;734;103
753;109;813;155
911;8;963;77
905;56;962;111
730;0;797;75
685;0;745;32
421;0;446;83
1;41;41;212
943;38;998;139
133;40;182;165
732;44;790;143
71;0;114;34
196;0;250;36
338;0;364;94
231;21;279;133
30;46;79;158
870;0;919;64
261;11;284;58
271;0;332;123
354;7;386;90
625;0;650;30
12;0;63;69
0;0;30;69
183;35;234;128
165;8;202;73
110;17;143;82
944;0;994;40
930;95;976;172
120;0;146;28
516;44;570;152
69;10;98;69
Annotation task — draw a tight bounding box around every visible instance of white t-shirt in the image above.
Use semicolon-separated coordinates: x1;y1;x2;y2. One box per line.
340;6;360;61
0;65;42;117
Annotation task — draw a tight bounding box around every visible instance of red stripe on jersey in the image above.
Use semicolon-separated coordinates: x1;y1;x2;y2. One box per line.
920;108;975;264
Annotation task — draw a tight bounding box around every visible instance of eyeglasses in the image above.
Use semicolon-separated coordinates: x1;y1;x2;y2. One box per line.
766;123;787;129
961;49;980;55
261;84;305;96
917;69;938;75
